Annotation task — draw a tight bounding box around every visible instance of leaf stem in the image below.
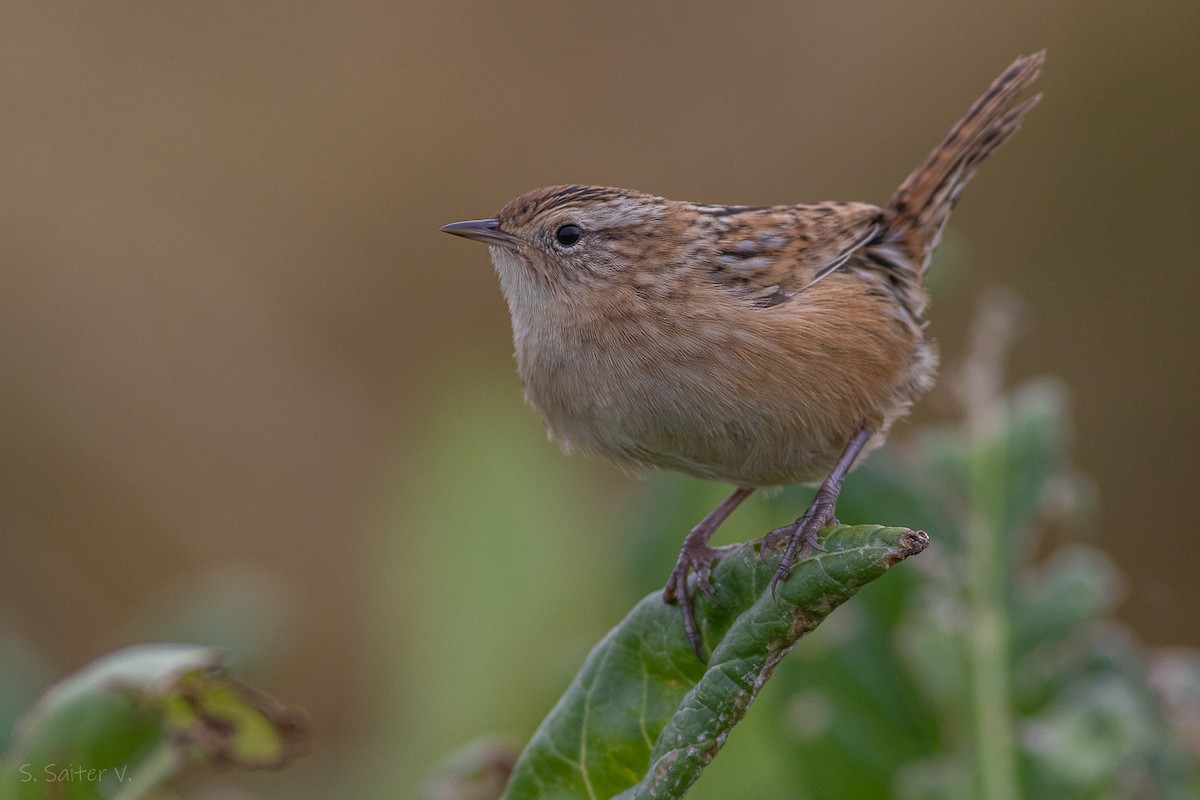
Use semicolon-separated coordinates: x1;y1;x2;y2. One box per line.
962;290;1021;800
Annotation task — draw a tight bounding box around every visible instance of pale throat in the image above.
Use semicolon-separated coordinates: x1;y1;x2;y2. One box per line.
488;246;558;320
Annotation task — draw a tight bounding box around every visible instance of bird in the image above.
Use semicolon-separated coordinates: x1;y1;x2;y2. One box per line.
441;52;1043;660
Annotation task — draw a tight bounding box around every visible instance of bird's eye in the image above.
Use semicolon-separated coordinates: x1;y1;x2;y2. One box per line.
555;224;583;247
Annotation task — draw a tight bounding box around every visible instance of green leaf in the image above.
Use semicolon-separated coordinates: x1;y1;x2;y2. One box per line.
0;644;306;800
501;524;928;800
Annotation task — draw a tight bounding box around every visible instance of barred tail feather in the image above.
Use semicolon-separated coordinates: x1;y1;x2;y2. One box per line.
884;51;1044;277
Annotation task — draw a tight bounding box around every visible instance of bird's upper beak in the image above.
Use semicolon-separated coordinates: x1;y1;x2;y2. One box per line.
440;218;519;248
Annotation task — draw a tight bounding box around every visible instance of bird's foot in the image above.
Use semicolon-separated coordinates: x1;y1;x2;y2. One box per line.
663;540;737;662
765;485;841;596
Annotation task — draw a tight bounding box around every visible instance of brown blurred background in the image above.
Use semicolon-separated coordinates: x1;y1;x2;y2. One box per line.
2;1;1198;795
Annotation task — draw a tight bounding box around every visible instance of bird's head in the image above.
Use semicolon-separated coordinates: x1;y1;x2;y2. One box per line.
442;185;675;310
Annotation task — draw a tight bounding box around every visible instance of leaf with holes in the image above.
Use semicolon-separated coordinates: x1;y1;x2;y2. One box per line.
0;644;306;800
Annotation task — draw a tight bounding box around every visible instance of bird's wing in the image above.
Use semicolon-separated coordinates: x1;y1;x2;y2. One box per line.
695;201;885;308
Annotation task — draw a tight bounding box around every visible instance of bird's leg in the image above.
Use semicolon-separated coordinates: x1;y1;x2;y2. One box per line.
768;428;872;595
663;486;754;661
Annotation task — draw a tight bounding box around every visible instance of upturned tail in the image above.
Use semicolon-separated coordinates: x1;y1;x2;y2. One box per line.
884;51;1044;278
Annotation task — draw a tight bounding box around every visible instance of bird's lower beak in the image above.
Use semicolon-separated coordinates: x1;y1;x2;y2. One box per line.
440;218;519;248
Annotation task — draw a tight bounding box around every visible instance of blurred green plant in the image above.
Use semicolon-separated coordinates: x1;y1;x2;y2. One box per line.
8;291;1197;800
425;294;1200;800
0;644;306;800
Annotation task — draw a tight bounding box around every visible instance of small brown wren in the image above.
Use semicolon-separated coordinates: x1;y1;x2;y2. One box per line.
443;52;1043;660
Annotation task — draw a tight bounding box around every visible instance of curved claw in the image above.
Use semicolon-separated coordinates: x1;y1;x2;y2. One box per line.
767;427;873;599
660;488;755;662
663;543;730;662
768;495;837;598
662;568;703;660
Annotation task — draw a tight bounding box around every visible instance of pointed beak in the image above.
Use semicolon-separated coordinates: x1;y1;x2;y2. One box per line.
440;218;519;248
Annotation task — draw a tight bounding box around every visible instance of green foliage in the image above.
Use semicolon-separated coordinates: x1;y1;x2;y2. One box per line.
0;645;305;800
688;378;1200;799
501;526;926;800
7;325;1199;800
428;372;1200;800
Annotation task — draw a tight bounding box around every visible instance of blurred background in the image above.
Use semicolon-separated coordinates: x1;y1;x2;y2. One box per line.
1;1;1197;796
